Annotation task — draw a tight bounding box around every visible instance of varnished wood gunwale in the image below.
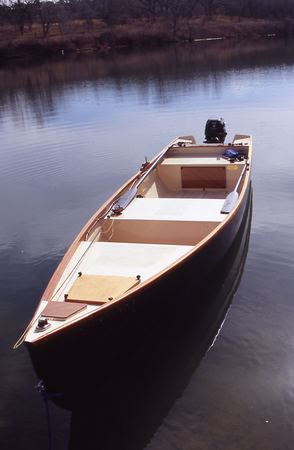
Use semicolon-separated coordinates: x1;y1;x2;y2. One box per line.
41;137;178;302
26;137;252;345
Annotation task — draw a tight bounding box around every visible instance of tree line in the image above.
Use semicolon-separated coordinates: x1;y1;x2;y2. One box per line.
1;0;294;38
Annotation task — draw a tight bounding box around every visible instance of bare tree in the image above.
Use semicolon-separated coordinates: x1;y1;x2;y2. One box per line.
32;0;57;37
92;0;118;25
2;0;294;39
137;0;159;22
182;0;201;17
10;0;30;34
0;1;10;25
200;0;226;19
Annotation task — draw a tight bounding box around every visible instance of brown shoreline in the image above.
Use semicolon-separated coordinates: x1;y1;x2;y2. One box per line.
1;17;294;61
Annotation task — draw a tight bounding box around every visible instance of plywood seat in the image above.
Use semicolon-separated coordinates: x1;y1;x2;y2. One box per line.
161;156;244;166
115;198;226;223
156;158;244;193
52;242;194;302
65;274;140;304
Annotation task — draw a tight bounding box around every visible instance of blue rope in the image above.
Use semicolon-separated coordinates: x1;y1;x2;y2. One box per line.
35;380;63;450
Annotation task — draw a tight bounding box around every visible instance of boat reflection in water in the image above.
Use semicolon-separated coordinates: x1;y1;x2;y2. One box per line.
69;191;252;450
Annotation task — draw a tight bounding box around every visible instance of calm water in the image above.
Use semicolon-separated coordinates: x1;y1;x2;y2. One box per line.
1;39;294;449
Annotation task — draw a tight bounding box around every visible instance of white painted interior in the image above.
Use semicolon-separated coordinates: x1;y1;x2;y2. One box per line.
116;198;226;222
52;242;193;301
25;135;252;342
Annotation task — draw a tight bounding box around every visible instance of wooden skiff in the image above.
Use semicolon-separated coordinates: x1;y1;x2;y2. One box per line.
15;132;252;407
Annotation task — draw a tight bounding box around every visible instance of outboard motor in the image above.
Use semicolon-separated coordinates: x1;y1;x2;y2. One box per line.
204;118;227;143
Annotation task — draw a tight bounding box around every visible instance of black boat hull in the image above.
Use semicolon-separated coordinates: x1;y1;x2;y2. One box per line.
27;183;252;409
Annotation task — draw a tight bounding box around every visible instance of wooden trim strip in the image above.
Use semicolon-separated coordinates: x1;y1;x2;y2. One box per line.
27;139;252;344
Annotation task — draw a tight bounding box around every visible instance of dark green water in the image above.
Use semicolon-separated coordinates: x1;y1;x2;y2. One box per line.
1;38;294;449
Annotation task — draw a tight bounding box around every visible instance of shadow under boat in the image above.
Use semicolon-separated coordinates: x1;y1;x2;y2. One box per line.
68;189;253;450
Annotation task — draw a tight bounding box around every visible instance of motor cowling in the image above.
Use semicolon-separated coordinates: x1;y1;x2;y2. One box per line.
204;118;227;143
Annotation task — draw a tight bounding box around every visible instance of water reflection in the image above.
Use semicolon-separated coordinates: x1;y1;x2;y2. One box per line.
69;196;252;450
1;39;294;125
2;36;294;450
0;247;70;450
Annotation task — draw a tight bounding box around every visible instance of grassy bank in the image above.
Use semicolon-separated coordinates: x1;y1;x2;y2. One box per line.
1;16;294;60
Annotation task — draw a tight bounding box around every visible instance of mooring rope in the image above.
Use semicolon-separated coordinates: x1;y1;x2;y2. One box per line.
35;380;63;450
